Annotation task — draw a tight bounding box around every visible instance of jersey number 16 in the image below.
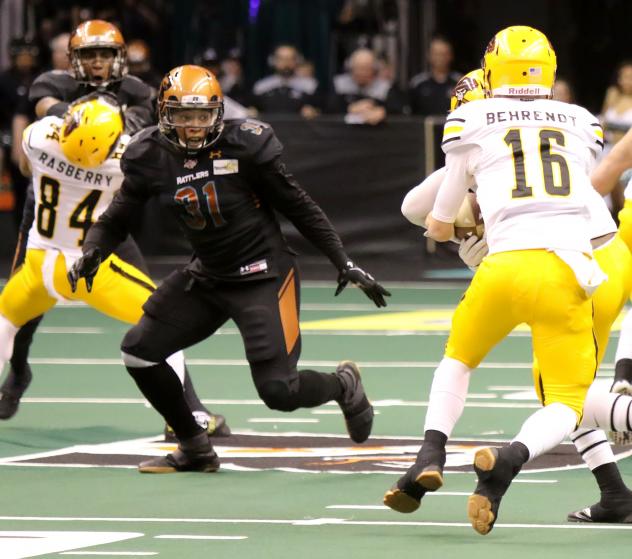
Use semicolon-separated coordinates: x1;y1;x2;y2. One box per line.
504;128;571;198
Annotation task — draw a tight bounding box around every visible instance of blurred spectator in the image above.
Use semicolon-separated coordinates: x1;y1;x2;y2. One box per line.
49;33;71;71
196;47;251;120
408;36;461;116
127;38;162;90
333;0;399;70
601;60;632;145
552;77;575;104
195;47;222;80
0;38;39;229
296;60;316;79
220;48;249;106
329;47;404;125
251;45;320;119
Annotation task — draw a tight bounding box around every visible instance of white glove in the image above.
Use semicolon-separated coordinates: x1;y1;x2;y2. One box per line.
458;235;488;270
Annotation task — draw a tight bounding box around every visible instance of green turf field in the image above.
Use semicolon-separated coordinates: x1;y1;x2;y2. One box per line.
0;282;631;558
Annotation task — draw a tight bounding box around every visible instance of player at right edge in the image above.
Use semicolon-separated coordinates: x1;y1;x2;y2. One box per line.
384;26;607;534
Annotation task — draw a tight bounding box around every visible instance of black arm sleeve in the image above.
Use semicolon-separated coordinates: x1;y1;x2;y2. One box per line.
10;182;35;273
46;101;70;117
257;157;349;269
19;181;35;236
120;77;155;133
124;104;153;135
82;179;149;259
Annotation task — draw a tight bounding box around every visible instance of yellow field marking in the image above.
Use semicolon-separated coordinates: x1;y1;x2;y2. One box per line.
301;309;628;332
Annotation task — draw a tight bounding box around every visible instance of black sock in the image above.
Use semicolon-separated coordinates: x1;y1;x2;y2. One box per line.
593;462;632;505
127;362;203;440
614;358;632;381
293;369;343;407
3;315;43;395
505;441;530;475
423;429;448;448
417;430;448;466
182;366;208;413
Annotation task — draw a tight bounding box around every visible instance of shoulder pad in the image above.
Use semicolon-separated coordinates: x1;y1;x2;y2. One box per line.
222;119;283;164
441;101;488;153
572;103;604;152
122;126;159;161
29;71;76;102
119;75;153;98
120;126;163;185
22;122;36;145
441;104;469;152
23;117;62;153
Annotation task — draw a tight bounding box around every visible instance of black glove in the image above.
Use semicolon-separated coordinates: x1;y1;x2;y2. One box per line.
68;248;102;293
335;261;391;308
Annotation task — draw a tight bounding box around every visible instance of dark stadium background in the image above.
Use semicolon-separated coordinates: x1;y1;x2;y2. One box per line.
1;0;631;280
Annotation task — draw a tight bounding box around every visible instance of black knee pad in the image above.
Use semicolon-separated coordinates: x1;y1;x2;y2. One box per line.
257;379;297;412
121;324;163;363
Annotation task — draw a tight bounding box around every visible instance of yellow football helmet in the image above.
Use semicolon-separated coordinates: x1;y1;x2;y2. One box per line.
450;68;485;112
60;96;124;168
482;26;556;98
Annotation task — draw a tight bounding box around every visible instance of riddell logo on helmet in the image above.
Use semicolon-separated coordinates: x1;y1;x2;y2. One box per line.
508;86;540;95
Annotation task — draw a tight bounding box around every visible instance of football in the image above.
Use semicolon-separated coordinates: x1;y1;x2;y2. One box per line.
454;192;484;239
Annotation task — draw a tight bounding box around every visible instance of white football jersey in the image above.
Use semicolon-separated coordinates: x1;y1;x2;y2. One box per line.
23;116;129;258
438;97;604;254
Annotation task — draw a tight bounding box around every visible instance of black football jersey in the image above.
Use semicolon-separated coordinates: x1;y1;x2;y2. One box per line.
29;71;154;129
84;119;348;281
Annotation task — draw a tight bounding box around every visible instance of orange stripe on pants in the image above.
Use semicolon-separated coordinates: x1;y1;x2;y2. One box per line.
278;269;299;354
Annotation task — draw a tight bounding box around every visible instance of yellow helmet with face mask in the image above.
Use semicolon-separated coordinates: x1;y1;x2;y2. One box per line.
450;68;486;112
60;95;124;168
482;25;556;98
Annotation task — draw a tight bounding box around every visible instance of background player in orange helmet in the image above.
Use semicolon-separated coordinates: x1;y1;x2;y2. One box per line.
1;21;228;438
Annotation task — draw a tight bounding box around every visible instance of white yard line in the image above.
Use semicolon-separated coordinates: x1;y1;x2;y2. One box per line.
61;553;157;557
0;515;630;531
154;535;247;540
18;396;543;410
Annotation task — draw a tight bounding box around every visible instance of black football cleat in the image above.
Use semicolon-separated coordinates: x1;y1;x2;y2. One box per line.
468;447;520;535
383;444;446;513
0;366;32;420
0;391;21;420
611;358;632;396
139;432;220;474
164;411;231;442
335;361;374;443
568;501;632;523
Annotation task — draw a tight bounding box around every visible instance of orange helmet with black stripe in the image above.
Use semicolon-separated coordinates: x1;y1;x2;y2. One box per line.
158;65;224;152
69;20;127;86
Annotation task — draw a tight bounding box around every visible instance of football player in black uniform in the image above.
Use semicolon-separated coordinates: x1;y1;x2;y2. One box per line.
69;65;390;472
30;20;152;132
0;22;228;439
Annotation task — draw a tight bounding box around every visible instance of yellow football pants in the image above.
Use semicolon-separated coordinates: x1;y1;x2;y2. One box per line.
530;201;632;401
0;249;155;327
445;249;597;420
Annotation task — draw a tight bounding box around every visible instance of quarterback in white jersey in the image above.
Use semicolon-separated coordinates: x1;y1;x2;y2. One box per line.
384;26;607;535
24;114;128;262
437;97;603;258
400;71;632;525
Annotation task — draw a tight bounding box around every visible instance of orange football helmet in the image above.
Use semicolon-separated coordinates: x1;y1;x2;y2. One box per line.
69;20;127;86
157;65;224;151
